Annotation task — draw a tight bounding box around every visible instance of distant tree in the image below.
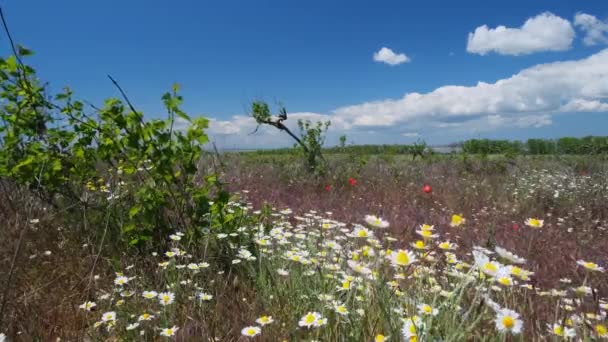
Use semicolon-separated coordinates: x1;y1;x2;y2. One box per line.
251;101;330;173
339;135;347;149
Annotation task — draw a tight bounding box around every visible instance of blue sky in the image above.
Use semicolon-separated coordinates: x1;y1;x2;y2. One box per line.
2;0;608;147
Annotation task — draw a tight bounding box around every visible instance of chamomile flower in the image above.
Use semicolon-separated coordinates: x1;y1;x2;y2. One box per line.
187;263;200;270
473;251;502;277
438;241;457;250
255;315;274;326
595;324;607;338
114;276;129;286
417;303;439;316
198;292;213;301
416;229;438;239
158;292;175;306
450;214;465;227
494;246;526;264
375;334;389;342
160;326;179;337
142;291;158;299
495;268;515;287
351;226;374;239
401;316;423;340
547;323;576;338
576;260;605;272
411;240;429;250
79;301;96;311
495;308;523;334
419;224;434;231
572;286;592;297
101;311;117;323
299;312;323;328
334;303;349;316
241;326;261;337
525;218;544;228
390;249;417;267
365;215;390;229
510;266;533;281
138;313;154;321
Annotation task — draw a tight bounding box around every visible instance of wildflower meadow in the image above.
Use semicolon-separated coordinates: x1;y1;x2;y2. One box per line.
1;3;608;342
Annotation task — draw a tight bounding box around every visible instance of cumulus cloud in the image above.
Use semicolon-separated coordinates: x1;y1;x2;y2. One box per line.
333;48;608;128
467;12;575;55
574;12;608;46
373;47;410;65
190;49;607;148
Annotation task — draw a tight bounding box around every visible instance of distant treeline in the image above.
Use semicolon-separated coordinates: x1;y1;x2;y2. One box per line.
461;136;608;155
238;136;608;156
241;144;429;156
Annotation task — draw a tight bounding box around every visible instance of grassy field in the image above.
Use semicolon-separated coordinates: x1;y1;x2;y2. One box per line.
1;152;608;341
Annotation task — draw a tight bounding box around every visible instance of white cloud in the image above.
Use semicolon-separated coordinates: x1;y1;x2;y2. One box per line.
196;49;608;148
559;98;608;112
574;12;608;46
467;12;575;55
333;48;608;129
373;47;410;65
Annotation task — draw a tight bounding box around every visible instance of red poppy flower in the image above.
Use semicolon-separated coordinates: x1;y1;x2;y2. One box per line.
423;185;432;194
348;177;357;186
325;185;332;192
512;223;519;231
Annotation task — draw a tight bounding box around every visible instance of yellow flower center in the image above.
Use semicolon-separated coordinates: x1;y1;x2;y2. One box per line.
502;316;515;329
584;262;597;269
396;251;410;265
246;328;256;335
596;324;607;336
375;334;386;342
553;326;564;336
422;305;432;314
498;277;512;286
510;266;522;276
414;241;425;249
483;262;498;273
305;314;316;324
452;215;463;225
357;230;368;238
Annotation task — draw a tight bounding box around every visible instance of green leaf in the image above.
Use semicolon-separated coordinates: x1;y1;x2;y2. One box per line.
123;222;136;233
129;206;141;218
17;45;34;57
13;155;35;170
5;56;18;72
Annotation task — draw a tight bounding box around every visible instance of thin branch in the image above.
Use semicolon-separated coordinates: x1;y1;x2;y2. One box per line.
0;6;24;67
107;75;141;118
